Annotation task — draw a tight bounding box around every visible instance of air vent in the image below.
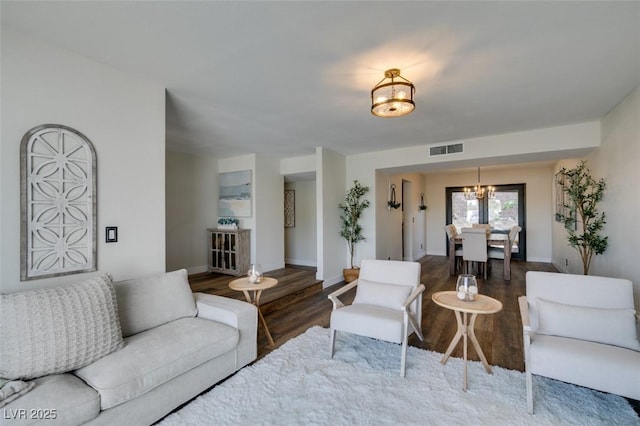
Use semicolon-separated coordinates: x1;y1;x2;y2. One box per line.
429;142;464;156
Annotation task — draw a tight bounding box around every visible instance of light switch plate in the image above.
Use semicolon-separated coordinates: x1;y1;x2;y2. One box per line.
106;226;118;243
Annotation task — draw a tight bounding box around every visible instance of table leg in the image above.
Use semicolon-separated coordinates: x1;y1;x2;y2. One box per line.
440;310;464;364
463;312;468;392
468;314;492;374
257;308;275;347
503;241;512;280
241;289;275;347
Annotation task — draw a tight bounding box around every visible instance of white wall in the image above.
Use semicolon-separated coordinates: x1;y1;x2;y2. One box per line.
552;86;640;309
375;172;426;262
284;180;317;266
166;151;218;274
317;147;345;286
217;154;284;272
348;122;598;266
424;165;554;261
254;154;285;271
1;28;166;293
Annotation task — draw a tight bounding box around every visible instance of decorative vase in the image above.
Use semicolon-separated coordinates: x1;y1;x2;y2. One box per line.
247;264;263;284
343;268;360;283
456;274;478;301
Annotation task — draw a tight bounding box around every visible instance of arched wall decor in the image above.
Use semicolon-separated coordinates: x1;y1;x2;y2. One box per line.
20;124;97;280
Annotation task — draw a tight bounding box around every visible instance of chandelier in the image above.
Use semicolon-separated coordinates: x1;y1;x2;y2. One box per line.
371;68;415;118
464;168;495;200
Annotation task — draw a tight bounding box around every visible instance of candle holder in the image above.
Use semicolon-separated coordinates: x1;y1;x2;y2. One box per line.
247;264;263;284
456;274;479;301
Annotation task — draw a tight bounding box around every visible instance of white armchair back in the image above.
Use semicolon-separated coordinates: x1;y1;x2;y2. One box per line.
525;271;634;331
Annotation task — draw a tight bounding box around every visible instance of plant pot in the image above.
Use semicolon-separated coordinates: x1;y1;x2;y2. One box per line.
343;268;360;283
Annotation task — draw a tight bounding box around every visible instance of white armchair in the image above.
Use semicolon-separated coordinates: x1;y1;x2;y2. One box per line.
328;259;425;377
519;271;640;414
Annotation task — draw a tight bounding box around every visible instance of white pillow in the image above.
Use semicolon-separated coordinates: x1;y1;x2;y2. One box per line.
353;279;412;310
0;274;125;380
536;298;640;351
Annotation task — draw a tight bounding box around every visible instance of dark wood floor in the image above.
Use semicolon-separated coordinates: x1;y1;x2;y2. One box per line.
189;256;556;370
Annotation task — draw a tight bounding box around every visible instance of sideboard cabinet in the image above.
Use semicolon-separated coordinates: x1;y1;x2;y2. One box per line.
207;229;250;276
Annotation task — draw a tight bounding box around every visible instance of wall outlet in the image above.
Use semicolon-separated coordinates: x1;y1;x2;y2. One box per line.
420;244;423;249
565;258;568;266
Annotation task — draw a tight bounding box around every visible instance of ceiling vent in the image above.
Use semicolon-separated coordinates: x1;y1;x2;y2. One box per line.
429;143;464;156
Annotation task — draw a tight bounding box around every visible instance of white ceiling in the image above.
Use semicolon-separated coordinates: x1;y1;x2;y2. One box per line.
3;1;639;160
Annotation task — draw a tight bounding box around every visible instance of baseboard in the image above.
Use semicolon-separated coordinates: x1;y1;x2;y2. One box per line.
263;262;285;273
527;256;552;263
426;250;447;256
322;273;344;288
186;265;209;275
284;258;317;267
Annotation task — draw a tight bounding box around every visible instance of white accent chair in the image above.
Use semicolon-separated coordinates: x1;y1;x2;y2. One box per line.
489;225;521;260
461;227;489;279
328;259;425;377
519;271;640;414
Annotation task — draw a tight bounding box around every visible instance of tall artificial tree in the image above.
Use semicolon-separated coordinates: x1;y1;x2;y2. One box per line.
339;180;370;269
557;161;608;275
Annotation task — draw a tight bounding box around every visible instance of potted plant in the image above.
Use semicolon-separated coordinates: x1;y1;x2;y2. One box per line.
557;160;608;275
339;180;370;282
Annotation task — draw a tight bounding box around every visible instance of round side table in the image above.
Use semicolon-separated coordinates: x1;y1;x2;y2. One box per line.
229;277;278;347
432;290;503;391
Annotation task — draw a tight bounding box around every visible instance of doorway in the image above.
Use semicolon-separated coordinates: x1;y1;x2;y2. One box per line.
445;184;526;260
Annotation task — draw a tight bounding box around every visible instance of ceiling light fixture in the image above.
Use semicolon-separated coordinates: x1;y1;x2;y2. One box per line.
464;167;495;200
371;68;415;118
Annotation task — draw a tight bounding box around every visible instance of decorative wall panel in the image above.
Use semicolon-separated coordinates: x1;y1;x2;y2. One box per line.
20;124;97;280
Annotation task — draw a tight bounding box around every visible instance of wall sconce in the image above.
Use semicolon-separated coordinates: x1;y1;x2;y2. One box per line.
418;193;427;211
387;184;401;209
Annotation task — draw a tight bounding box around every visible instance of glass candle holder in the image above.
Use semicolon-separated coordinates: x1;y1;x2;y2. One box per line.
247;264;263;284
456;274;479;301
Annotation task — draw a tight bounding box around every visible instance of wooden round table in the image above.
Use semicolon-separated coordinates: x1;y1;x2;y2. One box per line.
229;277;278;347
432;291;503;391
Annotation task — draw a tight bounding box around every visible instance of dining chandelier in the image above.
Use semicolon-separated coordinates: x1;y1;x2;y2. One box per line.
464;167;495;200
371;68;415;118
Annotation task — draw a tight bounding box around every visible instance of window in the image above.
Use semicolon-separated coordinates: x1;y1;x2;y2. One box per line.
446;184;526;260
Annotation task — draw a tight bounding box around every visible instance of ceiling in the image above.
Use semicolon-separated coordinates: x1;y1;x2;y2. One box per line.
2;1;639;161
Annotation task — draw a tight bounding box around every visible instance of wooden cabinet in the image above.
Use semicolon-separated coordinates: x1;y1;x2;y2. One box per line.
207;229;250;276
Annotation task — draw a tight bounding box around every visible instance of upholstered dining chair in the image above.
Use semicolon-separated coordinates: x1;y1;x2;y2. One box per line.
488;225;521;260
328;259;425;377
444;224;463;273
461;227;489;279
471;223;492;236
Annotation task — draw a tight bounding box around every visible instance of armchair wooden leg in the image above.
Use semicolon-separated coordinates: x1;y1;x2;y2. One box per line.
329;328;336;358
526;367;533;414
400;337;407;378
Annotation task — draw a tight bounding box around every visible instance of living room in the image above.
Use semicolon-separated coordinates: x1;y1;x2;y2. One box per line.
1;1;639;424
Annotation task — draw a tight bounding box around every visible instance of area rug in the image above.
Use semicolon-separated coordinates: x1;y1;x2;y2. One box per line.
159;326;638;426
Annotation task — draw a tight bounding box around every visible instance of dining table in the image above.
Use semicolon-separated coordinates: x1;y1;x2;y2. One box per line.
449;233;512;280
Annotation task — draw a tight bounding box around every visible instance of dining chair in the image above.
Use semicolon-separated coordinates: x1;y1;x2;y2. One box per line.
489;225;521;260
444;224;463;273
461;228;489;279
472;223;492;236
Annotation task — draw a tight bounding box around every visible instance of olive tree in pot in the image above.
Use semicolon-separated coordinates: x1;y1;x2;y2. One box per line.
339;180;370;283
557;160;608;275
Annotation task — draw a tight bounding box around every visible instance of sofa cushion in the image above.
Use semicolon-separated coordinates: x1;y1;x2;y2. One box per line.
536;298;640;351
1;374;100;425
0;274;124;380
74;317;239;410
113;269;197;337
353;279;412;310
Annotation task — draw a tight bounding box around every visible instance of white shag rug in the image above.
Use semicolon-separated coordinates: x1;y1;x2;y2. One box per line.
159;326;639;426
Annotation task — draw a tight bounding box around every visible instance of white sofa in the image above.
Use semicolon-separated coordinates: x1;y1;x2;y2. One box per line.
1;269;257;425
519;271;640;413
